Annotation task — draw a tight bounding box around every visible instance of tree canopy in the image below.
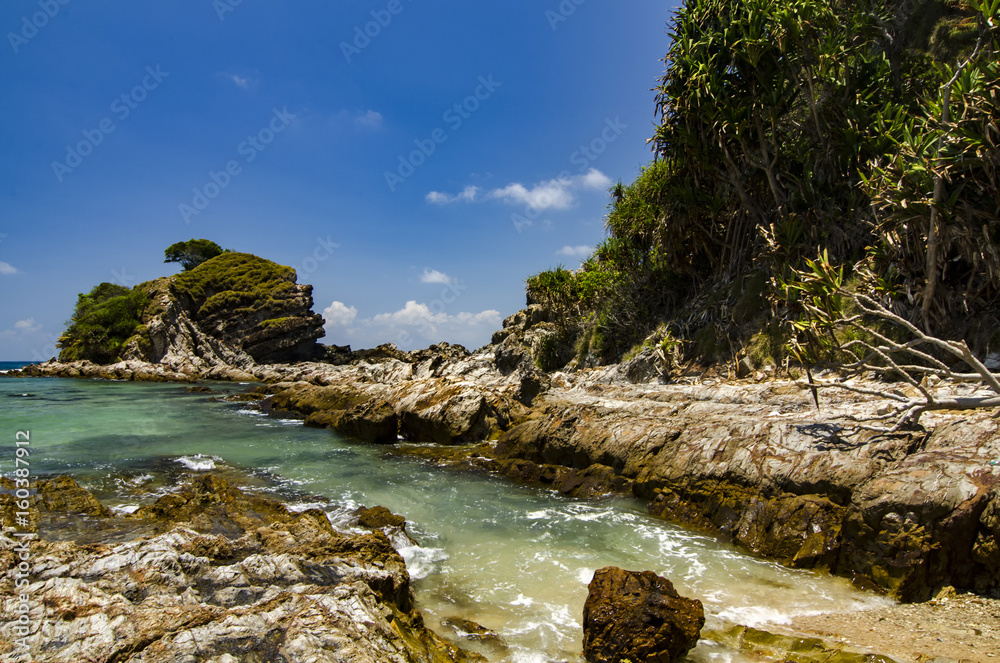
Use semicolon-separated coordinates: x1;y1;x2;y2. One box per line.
164;239;227;271
58;283;149;364
527;0;1000;368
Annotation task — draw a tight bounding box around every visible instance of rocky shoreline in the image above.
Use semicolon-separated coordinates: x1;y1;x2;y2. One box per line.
0;473;483;662
11;308;1000;604
8;304;1000;658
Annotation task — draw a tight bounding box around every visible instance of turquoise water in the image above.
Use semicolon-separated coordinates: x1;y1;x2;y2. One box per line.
0;361;30;372
0;377;891;662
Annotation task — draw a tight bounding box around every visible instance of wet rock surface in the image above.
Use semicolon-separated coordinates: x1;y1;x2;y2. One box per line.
582;566;704;663
0;475;482;663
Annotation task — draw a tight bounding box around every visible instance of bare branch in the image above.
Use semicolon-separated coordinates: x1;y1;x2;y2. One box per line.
795;291;1000;431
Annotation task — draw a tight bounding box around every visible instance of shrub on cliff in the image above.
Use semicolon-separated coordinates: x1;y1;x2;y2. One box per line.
58;283;149;364
164;239;227;271
171;252;298;319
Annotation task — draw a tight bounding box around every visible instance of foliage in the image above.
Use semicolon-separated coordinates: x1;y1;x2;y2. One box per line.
526;0;1000;368
58;283;149;363
172;252;297;319
866;0;1000;329
164;239;227;271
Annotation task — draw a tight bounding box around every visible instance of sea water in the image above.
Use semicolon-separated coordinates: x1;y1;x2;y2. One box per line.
0;376;892;662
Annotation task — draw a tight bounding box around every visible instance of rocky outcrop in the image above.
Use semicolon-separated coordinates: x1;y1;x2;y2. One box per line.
0;475;481;663
46;252;326;372
255;343;544;445
130;254;326;368
582;567;704;663
493;375;1000;601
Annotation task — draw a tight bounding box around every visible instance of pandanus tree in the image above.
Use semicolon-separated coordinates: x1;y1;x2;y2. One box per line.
651;0;901;281
866;0;1000;332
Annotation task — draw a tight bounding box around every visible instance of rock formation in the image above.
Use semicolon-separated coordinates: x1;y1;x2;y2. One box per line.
582;567;704;663
11;303;1000;603
60;252;326;372
0;475;482;663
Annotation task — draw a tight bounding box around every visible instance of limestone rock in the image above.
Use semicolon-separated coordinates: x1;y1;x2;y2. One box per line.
582;566;704;663
0;475;482;663
36;475;112;518
337;399;399;443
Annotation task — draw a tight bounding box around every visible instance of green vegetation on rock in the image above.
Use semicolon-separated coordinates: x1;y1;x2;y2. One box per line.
56;250;320;365
58;283;149;364
172;252;297;319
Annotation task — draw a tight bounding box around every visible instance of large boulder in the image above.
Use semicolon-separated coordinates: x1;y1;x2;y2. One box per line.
582;567;704;663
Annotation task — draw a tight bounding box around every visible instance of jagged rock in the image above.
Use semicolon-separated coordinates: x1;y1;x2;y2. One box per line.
582;567;704;663
0;475;482;663
493;378;1000;601
356;505;407;530
36;476;112;518
337;399;400;443
132;255;325;368
493;459;633;498
620;346;663;384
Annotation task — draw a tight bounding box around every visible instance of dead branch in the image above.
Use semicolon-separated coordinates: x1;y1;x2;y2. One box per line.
798;293;1000;432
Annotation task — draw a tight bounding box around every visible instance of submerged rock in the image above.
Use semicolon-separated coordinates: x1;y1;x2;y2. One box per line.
582;566;704;663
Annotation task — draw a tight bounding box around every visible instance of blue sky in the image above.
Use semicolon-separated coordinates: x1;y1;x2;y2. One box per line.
0;0;675;360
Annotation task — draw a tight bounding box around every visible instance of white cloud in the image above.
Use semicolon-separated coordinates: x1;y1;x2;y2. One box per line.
420;268;452;285
355;110;384;129
373;301;444;327
14;318;40;333
580;168;613;190
323;301;358;327
2;317;41;337
490;178;575;210
426;186;479;205
428;170;612;213
0;261;17;275
221;72;257;89
557;245;593;258
322;299;502;351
